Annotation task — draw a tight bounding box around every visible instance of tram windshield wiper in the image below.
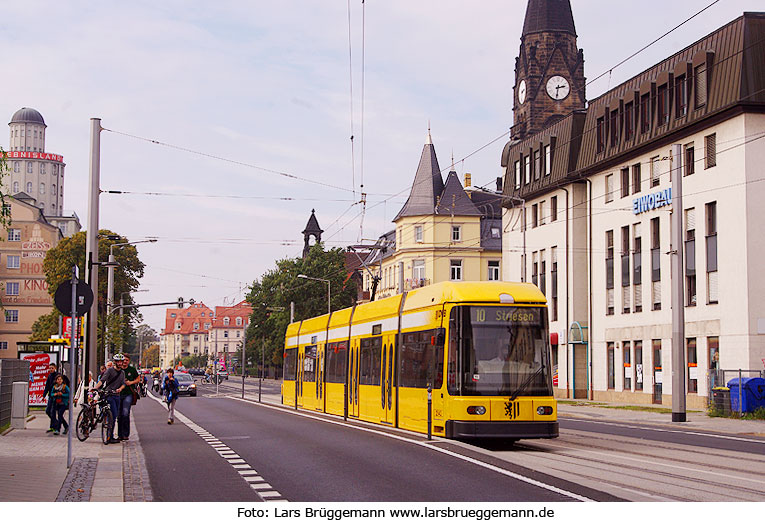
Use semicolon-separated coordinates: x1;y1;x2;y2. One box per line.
509;364;545;401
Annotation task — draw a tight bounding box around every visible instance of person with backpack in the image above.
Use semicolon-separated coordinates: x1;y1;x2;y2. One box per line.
42;364;59;433
162;368;180;424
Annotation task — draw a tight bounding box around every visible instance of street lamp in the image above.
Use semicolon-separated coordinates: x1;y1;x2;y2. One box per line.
297;274;331;314
105;239;157;359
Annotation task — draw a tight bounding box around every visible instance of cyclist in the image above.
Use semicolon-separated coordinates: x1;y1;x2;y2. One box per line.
204;365;213;383
94;353;126;444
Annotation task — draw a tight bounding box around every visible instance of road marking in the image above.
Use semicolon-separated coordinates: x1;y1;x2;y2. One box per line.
146;392;288;501
231;396;591;502
559;417;765;444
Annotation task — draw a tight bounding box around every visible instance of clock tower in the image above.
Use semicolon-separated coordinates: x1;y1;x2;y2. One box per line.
512;0;586;140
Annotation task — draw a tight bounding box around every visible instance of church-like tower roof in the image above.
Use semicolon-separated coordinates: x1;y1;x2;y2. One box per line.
393;130;445;221
436;171;481;216
522;0;576;37
302;209;323;236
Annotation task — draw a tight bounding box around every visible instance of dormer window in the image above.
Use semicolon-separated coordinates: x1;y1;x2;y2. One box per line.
624;102;634;141
657;84;670;125
609;109;619;147
236;317;242;326
640;94;651;133
675;75;688;117
223;317;230;326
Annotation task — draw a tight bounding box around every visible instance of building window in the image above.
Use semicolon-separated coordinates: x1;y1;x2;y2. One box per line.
224;330;229;338
193;335;199;341
596;117;605;153
514;161;521;189
26;182;32;193
488;261;500;281
543;144;551;176
621;226;630;314
8;229;21;241
414;225;423;243
650;156;660;187
606;230;614;315
705;134;716;168
524;155;531;184
13;181;19;193
684;143;695;176
685;208;696;306
632;163;641;194
623;341;632;390
223;317;230;326
694;63;707;108
170;313;176;318
175;322;181;330
551;247;558;321
605;174;614;203
450;260;462;281
27;161;33;174
609;109;619;147
539;250;546;296
451;225;461;242
6;282;19;296
607;342;615;389
236;317;243;326
6;255;20;269
651;217;661;310
412;259;425;282
640;93;651;134
39;183;45;195
13;161;19;173
532;204;538;228
52;184;56;196
550;196;558;222
204;323;211;330
621;168;629;198
706;202;718;304
40;163;46;174
534;150;541;181
5;310;19;323
624;102;634;141
687;338;697;393
0;342;7;350
675;75;688;117
708;336;720;387
194;322;199;330
634;340;643;391
633;223;642;313
657;84;670;125
532;252;538;287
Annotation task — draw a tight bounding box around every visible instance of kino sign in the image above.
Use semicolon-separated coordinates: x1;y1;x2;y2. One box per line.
633;187;672;215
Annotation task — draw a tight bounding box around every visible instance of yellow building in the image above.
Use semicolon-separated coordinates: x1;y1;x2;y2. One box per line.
366;132;503;298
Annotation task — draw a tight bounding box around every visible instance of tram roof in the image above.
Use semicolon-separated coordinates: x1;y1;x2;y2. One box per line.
402;281;546;312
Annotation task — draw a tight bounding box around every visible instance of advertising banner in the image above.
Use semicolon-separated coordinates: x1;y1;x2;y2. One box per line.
19;352;59;406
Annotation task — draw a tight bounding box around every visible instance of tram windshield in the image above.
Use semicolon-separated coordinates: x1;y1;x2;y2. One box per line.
447;305;552;397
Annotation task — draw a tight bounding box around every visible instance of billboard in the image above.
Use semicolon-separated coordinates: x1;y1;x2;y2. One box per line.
19;351;59;407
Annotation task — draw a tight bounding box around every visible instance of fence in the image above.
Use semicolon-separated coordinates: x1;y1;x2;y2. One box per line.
0;359;31;428
708;368;765;398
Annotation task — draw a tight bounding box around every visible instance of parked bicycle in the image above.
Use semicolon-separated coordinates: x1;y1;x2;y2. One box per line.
75;388;117;445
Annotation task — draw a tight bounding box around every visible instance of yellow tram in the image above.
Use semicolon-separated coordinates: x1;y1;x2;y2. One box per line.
282;281;557;440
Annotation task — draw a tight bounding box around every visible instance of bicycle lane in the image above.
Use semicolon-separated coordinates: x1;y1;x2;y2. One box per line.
132;393;261;501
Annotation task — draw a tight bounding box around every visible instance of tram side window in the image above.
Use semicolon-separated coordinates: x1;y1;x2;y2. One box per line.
284;348;297;380
325;341;348;383
359;337;382;385
400;330;443;389
303;345;318;383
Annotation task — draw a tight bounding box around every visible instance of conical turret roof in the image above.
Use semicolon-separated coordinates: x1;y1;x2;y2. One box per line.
435;171;481;216
522;0;576;37
393;131;444;221
302;209;323;235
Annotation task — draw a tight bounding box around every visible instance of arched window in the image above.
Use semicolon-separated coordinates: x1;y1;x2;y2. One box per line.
39;183;45;195
236;317;242;326
12;182;19;193
223;317;230;326
26;182;32;193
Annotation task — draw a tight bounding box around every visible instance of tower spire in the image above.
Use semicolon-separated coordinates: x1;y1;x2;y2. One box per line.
522;0;576;38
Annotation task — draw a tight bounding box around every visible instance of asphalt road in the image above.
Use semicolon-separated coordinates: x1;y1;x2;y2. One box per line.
133;389;615;502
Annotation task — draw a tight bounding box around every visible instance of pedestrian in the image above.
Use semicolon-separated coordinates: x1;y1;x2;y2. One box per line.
97;364;107;383
119;355;140;441
50;374;70;435
162;368;179;425
42;364;59;433
94;353;126;444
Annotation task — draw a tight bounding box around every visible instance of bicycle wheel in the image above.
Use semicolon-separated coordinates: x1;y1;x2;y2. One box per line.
76;407;91;442
101;408;114;445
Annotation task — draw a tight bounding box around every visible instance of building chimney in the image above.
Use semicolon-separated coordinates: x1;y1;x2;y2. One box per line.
464;172;472;188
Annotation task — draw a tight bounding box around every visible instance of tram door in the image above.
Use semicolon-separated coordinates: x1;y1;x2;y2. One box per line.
347;341;360;417
380;337;395;425
315;344;324;411
296;346;305;408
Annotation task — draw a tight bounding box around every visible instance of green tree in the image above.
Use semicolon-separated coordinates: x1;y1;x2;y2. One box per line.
246;243;357;370
142;344;159;368
33;230;146;364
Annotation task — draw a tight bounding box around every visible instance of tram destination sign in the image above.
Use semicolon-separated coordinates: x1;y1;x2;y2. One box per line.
471;306;540;325
633;187;672;215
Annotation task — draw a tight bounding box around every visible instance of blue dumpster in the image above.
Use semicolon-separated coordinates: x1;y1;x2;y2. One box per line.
727;377;765;412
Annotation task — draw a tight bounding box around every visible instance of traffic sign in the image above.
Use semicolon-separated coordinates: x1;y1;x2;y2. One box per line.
54;281;94;316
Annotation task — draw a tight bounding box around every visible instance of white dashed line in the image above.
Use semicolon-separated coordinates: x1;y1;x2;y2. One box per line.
147;392;288;501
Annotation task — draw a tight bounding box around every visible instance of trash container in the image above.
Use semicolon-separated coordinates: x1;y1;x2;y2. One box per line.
711;387;731;415
727;377;765;413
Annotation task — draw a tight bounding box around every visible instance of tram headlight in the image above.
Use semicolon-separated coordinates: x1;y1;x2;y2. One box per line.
536;406;553;415
467;406;486;415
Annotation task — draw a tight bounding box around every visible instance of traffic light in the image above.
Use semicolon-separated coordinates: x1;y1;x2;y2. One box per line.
178;297;184;308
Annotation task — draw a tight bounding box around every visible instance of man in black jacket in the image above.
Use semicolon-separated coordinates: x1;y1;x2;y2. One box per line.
42;364;59;433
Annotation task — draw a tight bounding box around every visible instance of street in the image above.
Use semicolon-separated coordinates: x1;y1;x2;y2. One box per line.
132;377;765;502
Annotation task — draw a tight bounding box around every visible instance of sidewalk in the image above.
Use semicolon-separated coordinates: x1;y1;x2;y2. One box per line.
556;398;765;436
0;408;152;502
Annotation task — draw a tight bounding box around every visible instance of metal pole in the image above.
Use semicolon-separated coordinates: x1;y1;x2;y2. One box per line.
290;301;294;324
738;369;743;414
67;265;77;468
427;384;432;441
105;252;115;362
327;280;331;315
259;339;263;403
84;118;101;379
241;327;246;399
670;144;687;423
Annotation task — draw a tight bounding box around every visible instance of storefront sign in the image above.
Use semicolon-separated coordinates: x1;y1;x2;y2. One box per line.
19;352;59;406
4;151;64;163
633;188;672;215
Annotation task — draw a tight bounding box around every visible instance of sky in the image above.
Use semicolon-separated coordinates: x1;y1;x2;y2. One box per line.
0;0;760;333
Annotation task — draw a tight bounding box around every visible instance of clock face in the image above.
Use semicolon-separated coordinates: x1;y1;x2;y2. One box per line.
546;75;570;101
518;80;527;105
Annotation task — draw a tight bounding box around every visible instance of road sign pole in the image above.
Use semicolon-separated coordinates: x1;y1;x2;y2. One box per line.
67;265;77;469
